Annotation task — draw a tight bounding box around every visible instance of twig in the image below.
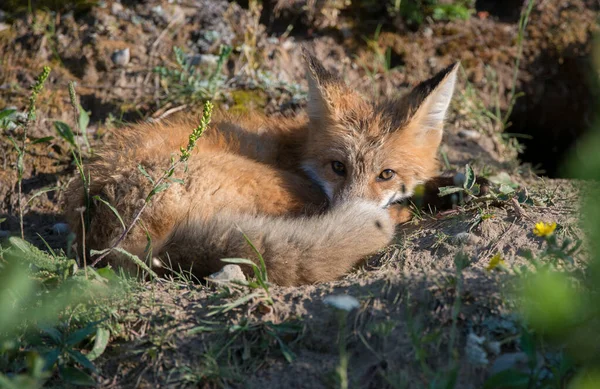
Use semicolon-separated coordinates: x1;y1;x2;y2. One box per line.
152;104;188;121
78;207;88;279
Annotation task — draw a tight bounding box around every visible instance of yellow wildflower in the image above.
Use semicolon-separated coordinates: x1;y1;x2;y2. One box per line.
533;222;557;237
486;253;506;272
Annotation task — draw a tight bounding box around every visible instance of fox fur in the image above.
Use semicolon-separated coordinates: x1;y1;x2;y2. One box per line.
64;51;460;286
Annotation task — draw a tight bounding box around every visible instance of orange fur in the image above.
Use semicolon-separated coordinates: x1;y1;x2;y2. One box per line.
64;51;459;286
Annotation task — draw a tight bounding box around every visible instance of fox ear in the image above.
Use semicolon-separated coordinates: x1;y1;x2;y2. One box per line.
302;48;345;123
405;63;459;135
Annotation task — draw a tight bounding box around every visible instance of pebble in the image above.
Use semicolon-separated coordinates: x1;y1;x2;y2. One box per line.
52;223;70;235
324;294;360;311
423;27;433;38
208;264;246;283
490;352;543;375
458;129;481;140
111;48;130;67
111;2;123;15
453;172;466;187
451;232;480;245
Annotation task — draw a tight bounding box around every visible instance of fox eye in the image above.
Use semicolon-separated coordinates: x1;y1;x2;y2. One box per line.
378;169;395;181
331;161;346;176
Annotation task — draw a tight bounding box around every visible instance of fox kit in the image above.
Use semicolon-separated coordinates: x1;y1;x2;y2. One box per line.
64;51;459;286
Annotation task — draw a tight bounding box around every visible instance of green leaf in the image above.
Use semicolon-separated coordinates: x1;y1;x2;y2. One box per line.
220;257;258;270
0;374;21;389
483;369;530;389
8;136;20;153
90;248;158;279
31;136;54;144
43;348;61;370
499;184;515;195
41;327;63;345
59;366;96;386
520;330;537;369
54;121;76;148
0;109;16;121
66;322;99;347
274;335;295;363
438;186;464;197
137;164;154;184
96;266;118;282
93;196;126;232
67;349;96;372
27;186;58;205
78;105;90;150
464;164;476;190
148;182;171;199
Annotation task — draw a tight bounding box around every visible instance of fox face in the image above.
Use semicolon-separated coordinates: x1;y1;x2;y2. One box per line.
300;51;459;208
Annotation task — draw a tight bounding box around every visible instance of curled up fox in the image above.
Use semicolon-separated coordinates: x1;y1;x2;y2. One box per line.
64;50;461;286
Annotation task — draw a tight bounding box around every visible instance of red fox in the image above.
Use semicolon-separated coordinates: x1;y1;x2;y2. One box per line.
64;51;459;286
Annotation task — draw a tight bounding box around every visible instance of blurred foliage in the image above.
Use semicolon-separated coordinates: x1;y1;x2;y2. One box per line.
0;237;122;388
154;45;232;107
507;44;600;388
394;0;475;26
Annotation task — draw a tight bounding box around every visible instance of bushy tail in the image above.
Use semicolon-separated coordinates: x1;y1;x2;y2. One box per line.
158;201;395;286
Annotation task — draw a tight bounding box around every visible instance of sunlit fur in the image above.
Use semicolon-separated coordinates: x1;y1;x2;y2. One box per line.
64;51;458;286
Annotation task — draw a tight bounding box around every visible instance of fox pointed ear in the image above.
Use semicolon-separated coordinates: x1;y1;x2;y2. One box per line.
406;63;459;135
302;48;345;123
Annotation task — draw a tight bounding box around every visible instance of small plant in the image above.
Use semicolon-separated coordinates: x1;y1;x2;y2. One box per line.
182;318;302;386
324;294;360;389
154;46;232;107
207;231;273;317
394;0;475;27
0;237;117;388
7;66;51;240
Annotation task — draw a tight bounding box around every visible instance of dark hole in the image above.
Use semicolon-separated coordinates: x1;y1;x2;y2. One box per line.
508;53;598;177
475;0;526;23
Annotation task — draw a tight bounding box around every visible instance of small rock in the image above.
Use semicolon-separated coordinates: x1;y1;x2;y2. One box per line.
465;333;488;365
111;48;130;67
186;54;218;67
451;232;480;246
427;57;438;68
208;264;246;283
458;129;481;140
453;172;466;187
110;2;123;15
52;223;70;235
423;27;433;38
281;39;295;51
491;352;543;375
324;294;360;311
0;23;9;33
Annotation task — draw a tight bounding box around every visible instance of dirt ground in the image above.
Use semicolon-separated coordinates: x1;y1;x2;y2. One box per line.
0;0;597;387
